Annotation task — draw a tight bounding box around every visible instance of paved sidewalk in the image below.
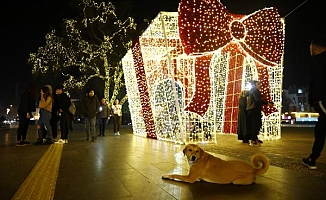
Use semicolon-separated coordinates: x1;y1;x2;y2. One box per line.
204;126;326;178
1;124;326;200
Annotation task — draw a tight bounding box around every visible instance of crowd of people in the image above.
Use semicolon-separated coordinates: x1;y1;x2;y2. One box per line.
16;86;123;146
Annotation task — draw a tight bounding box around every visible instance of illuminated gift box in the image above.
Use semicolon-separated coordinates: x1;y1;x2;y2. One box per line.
122;0;285;144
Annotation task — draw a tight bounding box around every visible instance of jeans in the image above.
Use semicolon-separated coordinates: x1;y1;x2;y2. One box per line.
310;102;326;160
85;117;96;138
17;112;31;141
38;109;52;139
98;118;107;135
113;114;122;133
247;109;262;141
60;112;70;139
51;113;59;139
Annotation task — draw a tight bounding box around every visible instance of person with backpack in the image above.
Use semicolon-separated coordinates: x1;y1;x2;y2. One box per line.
55;86;72;144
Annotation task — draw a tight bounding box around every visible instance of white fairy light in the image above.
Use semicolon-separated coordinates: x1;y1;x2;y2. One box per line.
122;0;284;143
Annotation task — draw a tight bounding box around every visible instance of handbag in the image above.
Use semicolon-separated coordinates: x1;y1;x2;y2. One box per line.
69;101;76;115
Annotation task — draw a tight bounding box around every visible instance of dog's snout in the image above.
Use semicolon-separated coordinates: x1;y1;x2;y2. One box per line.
191;156;196;161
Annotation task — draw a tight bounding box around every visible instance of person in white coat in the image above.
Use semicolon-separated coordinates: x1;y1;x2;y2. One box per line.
112;99;122;136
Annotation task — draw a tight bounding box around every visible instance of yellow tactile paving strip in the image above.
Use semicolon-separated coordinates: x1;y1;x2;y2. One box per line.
12;144;63;200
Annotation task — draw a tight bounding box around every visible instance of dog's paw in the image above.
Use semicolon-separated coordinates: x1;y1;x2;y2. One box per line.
162;175;171;179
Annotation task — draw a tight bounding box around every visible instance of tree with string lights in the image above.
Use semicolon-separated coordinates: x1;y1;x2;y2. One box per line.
28;0;136;106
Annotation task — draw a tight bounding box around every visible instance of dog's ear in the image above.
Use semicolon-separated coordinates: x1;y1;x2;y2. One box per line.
182;145;188;156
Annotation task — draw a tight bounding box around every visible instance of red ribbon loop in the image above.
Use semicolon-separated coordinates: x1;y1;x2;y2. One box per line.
178;0;284;65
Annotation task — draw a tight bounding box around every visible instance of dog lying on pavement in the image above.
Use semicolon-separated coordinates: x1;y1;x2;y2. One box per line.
162;144;269;185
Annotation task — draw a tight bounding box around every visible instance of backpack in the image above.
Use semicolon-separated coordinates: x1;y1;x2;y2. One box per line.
69;101;76;115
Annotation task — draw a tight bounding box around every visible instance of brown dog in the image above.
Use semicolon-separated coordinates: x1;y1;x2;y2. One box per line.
162;144;269;185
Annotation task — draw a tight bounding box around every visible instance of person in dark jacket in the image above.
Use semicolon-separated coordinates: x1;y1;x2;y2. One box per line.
51;86;61;141
54;86;72;144
98;98;110;137
82;89;100;141
237;90;250;143
16;84;38;146
302;36;326;170
246;81;273;147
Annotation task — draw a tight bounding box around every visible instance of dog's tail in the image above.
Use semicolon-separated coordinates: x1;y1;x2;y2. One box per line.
250;154;270;175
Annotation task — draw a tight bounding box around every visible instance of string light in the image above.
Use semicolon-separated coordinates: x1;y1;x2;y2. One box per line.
28;0;136;106
122;0;285;142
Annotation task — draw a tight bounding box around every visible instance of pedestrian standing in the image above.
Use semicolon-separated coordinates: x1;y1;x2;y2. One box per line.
82;89;100;142
35;86;53;145
112;99;122;136
246;81;273;147
16;84;38;146
55;86;72;144
237;90;250;143
302;36;326;170
98;98;110;137
51;86;61;141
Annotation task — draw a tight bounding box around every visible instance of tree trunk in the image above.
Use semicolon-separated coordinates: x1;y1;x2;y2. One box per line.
103;54;110;101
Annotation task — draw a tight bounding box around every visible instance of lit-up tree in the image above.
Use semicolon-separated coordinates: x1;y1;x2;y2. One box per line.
28;0;136;105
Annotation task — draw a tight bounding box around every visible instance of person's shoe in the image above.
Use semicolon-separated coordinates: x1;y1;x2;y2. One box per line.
91;136;96;142
258;139;263;144
64;139;68;144
44;138;53;145
16;141;26;146
249;140;261;147
98;133;102;137
22;141;32;145
242;140;249;143
115;132;120;136
55;139;64;144
86;137;89;140
34;139;43;145
301;157;317;169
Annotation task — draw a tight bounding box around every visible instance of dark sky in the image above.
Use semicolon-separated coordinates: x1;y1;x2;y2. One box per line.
1;0;325;107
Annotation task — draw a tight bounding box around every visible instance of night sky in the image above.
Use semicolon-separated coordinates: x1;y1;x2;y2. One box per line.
1;0;325;106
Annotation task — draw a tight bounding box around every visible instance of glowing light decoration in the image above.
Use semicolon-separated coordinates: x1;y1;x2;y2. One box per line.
122;0;285;143
29;1;136;106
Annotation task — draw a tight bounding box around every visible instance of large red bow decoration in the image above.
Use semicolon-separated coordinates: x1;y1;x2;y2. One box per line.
179;0;284;117
178;0;284;65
